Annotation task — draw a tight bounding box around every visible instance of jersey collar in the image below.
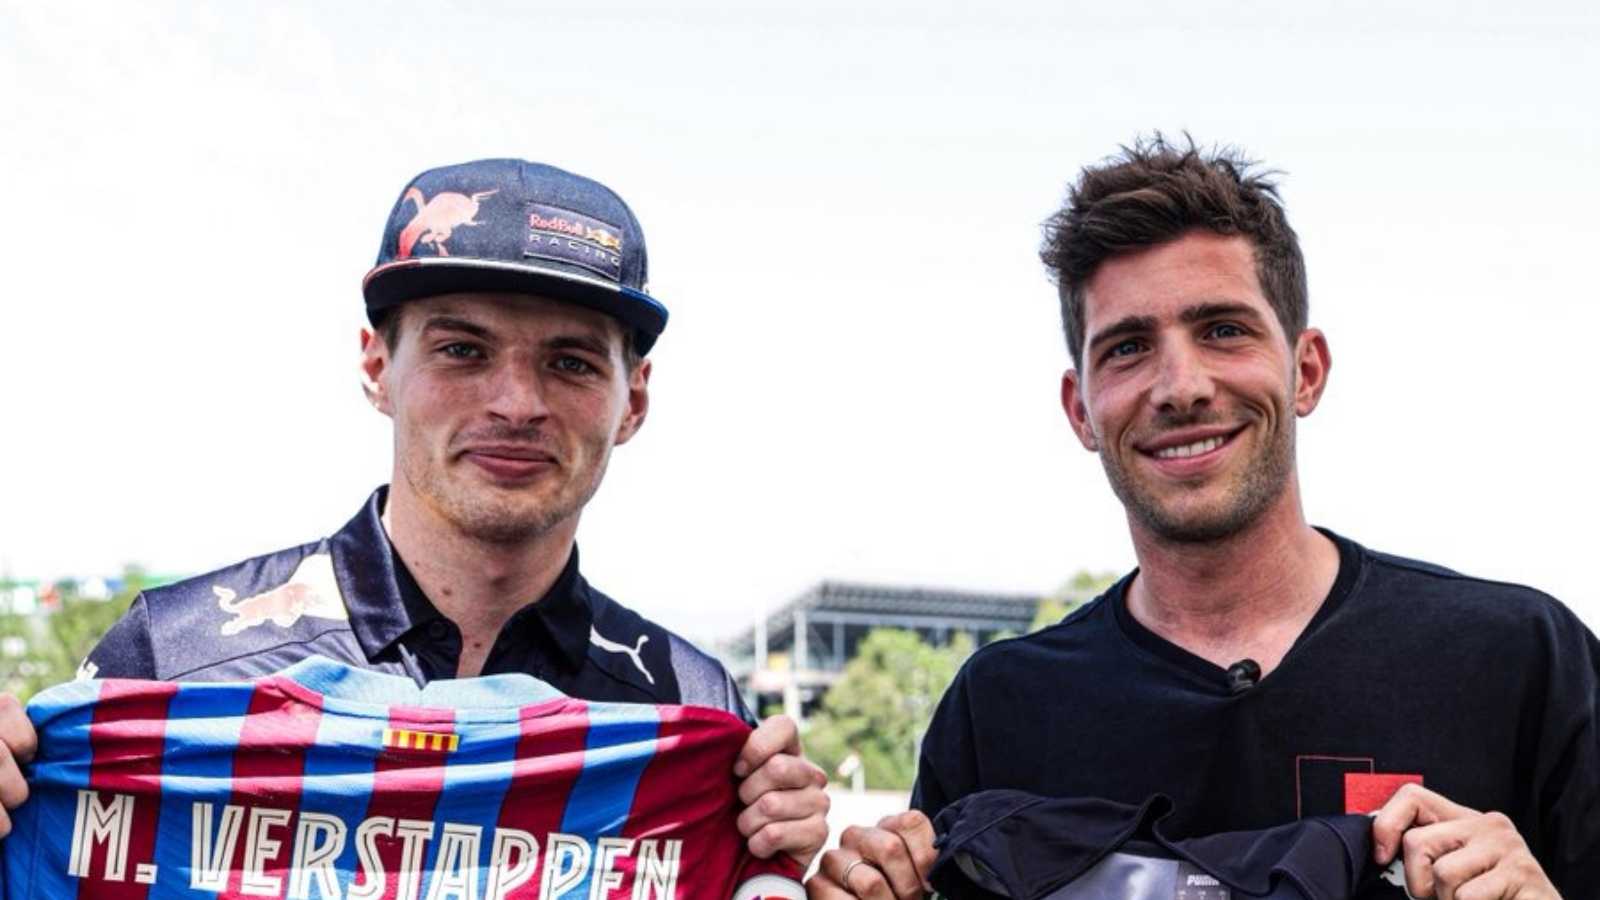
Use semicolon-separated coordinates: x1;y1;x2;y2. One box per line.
330;487;594;673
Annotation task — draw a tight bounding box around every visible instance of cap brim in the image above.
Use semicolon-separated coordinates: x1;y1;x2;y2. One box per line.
362;258;667;355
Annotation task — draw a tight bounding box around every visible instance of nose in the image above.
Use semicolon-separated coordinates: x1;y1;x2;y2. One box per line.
484;355;552;425
1147;339;1214;417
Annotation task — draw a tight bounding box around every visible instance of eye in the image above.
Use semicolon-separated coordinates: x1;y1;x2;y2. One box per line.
1207;322;1247;339
553;355;596;375
438;342;485;360
1106;339;1145;359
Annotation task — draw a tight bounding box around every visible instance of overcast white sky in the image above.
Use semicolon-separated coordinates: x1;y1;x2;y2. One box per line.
3;1;1597;639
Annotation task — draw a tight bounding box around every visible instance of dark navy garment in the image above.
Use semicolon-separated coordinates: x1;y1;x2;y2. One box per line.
913;531;1600;897
84;487;752;722
931;790;1383;900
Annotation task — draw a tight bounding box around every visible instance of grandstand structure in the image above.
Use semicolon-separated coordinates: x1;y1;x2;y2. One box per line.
719;581;1048;719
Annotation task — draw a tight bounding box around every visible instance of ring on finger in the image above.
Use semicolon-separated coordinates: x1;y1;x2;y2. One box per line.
840;858;872;889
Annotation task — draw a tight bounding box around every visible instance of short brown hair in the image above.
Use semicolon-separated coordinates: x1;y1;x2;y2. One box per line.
1040;134;1307;367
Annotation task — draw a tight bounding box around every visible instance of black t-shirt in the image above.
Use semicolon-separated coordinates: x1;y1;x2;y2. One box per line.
912;532;1600;896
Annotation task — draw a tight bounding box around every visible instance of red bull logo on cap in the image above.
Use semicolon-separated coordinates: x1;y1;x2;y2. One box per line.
212;553;349;636
524;202;625;281
396;187;499;259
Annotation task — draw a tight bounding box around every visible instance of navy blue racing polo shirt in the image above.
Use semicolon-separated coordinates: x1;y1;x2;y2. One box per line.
83;487;752;721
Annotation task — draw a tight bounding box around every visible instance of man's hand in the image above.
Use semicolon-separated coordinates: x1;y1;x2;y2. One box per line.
1372;783;1559;899
0;692;37;838
734;715;829;868
807;810;937;899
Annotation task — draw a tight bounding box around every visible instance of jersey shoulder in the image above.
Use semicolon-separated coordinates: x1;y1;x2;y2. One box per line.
88;537;363;681
584;582;753;722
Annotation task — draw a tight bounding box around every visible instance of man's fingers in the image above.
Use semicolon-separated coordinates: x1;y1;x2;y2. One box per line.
1372;783;1477;864
734;715;801;778
805;871;853;900
1429;835;1500;900
737;751;826;806
737;786;828;837
841;825;927;900
1395;810;1550;900
0;694;38;764
875;811;938;886
0;742;29;810
820;846;900;900
745;813;830;862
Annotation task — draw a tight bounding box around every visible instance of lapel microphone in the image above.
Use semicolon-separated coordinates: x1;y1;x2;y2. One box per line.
1225;658;1262;695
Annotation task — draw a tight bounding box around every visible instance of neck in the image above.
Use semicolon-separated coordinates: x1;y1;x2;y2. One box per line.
382;482;577;677
1123;479;1338;675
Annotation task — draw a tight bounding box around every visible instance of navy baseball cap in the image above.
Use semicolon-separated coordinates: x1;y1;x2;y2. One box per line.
362;159;668;354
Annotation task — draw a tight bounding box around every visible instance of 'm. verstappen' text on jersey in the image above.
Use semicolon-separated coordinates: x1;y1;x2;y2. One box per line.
9;658;803;900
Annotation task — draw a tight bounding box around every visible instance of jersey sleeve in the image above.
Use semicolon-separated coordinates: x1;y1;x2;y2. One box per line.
1529;602;1600;894
82;592;158;679
911;659;980;819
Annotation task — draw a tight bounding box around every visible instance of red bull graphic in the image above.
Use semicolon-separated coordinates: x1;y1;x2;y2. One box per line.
396;187;499;259
524;202;625;281
212;554;348;636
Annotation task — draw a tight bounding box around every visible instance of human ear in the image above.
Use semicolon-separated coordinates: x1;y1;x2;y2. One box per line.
1292;328;1331;416
613;358;651;446
1061;369;1099;452
359;327;393;417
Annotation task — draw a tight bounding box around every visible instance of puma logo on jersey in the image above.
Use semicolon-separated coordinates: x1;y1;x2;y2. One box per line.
590;627;655;685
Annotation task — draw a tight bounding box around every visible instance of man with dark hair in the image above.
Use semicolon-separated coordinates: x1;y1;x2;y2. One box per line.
0;159;829;874
809;137;1598;898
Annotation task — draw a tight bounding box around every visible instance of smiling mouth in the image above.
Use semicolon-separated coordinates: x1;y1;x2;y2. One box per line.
1140;426;1244;460
1153;436;1226;459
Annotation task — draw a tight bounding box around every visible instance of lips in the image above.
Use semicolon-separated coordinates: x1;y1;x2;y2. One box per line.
459;445;558;480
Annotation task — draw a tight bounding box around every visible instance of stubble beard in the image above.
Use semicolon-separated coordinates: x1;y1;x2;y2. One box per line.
1099;408;1296;545
400;442;610;546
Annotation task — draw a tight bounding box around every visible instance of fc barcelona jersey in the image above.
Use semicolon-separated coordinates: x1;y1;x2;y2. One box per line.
8;657;804;900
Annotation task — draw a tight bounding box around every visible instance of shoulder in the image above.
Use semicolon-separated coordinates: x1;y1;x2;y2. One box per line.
1347;537;1588;634
89;537;349;680
956;589;1118;687
583;582;752;722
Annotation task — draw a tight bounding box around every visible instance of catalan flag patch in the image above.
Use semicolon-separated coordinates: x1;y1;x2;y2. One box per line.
382;726;459;752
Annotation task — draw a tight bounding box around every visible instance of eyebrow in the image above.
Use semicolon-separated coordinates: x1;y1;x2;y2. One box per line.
547;334;614;358
1087;315;1158;354
418;315;495;341
1179;301;1266;325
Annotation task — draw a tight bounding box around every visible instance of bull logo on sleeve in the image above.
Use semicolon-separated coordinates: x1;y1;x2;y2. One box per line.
396;187;498;258
213;553;349;636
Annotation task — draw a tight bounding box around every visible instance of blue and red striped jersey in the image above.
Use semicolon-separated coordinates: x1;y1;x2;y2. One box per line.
9;657;804;900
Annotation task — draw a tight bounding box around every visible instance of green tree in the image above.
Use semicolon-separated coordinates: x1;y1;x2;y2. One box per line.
1030;569;1119;631
0;568;141;700
803;629;973;791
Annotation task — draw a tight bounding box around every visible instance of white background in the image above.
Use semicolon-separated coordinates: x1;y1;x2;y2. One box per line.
4;1;1597;638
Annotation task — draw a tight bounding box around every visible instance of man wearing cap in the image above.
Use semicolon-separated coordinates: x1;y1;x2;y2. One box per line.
0;159;830;865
